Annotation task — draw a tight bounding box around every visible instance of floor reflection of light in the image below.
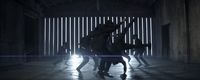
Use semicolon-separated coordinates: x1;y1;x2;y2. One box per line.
69;54;83;79
71;54;82;69
122;56;130;69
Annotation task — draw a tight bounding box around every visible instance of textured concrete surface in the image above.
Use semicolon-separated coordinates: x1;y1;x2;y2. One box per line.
0;56;200;80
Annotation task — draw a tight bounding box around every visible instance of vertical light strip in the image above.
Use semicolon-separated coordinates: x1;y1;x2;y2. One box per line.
128;17;131;44
146;18;149;56
111;16;114;22
103;17;105;24
142;17;144;44
133;17;135;35
124;17;127;53
124;17;127;43
74;17;76;54
91;17;93;31
141;17;145;56
107;16;110;20
48;18;51;56
111;16;114;43
99;17;101;24
128;17;131;54
44;18;46;56
52;18;55;56
120;17;123;33
57;18;59;53
61;17;63;46
78;17;80;48
150;18;153;56
86;17;88;35
116;17;118;34
65;17;68;43
69;17;72;55
137;17;140;39
95;17;97;27
82;17;84;37
133;17;135;55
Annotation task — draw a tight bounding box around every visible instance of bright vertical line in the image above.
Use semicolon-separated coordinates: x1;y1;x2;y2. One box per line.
137;17;140;39
65;17;67;42
44;18;46;56
52;18;55;56
150;18;153;56
86;17;88;35
128;17;131;44
61;17;63;46
57;18;59;53
142;17;144;44
48;18;51;56
78;17;80;48
69;17;72;55
74;17;76;54
128;17;131;54
111;16;114;22
124;17;127;43
99;17;101;24
82;17;84;37
116;17;118;34
103;17;105;24
141;17;145;56
95;17;97;27
91;17;93;31
107;16;110;20
146;18;149;56
120;17;122;33
133;17;135;55
111;16;114;43
133;17;135;35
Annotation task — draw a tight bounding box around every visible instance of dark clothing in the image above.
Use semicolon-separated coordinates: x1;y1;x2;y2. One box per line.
135;39;145;56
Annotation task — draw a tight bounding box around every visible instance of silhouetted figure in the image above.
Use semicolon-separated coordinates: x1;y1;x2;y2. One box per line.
106;18;135;77
132;34;150;67
76;46;99;71
53;42;70;66
76;22;115;72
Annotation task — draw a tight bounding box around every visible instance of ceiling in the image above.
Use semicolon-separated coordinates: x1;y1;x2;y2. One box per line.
37;0;157;10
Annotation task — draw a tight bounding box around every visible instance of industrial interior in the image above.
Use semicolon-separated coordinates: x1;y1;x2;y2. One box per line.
0;0;200;80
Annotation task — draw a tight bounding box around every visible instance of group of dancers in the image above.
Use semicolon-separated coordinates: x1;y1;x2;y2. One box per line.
74;18;151;79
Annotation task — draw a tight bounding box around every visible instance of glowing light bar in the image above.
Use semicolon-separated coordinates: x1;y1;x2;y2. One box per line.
95;17;97;27
86;17;88;35
146;18;149;56
52;18;55;56
78;17;80;48
90;17;93;31
57;18;59;53
74;17;76;54
69;17;72;55
48;18;51;56
103;17;105;24
44;18;46;56
150;18;153;56
82;17;84;37
61;17;63;46
65;17;67;43
120;17;123;33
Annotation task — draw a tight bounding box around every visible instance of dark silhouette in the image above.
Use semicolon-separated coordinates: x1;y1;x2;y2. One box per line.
53;42;70;66
132;34;150;67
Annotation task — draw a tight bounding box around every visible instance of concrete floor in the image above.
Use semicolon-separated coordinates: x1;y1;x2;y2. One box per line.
0;56;200;80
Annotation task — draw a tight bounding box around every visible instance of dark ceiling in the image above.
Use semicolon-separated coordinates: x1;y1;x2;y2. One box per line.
37;0;157;10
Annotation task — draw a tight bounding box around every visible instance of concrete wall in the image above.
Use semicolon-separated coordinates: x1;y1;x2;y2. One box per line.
0;0;44;62
188;0;200;63
154;0;200;63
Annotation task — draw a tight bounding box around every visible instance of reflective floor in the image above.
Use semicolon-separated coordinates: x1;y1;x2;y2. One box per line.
0;56;200;80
